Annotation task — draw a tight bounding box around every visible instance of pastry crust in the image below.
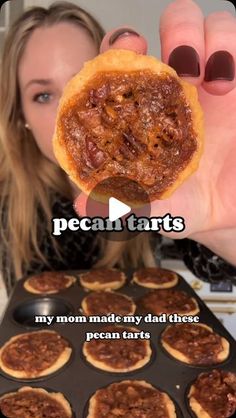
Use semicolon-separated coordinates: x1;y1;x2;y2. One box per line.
53;49;204;204
23;271;76;294
83;326;151;372
189;391;212;418
81;290;136;316
183;299;199;316
87;380;176;418
133;268;178;289
0;387;72;418
0;330;72;379
80;269;126;290
161;323;230;365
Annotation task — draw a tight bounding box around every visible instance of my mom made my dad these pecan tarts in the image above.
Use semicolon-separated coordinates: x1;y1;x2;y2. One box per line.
53;49;204;205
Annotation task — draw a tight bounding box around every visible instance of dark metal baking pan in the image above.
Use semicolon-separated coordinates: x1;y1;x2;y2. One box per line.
0;269;235;418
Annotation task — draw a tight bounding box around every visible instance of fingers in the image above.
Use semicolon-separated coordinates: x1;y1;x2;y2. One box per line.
160;0;236;95
203;11;236;95
100;27;147;55
159;0;205;86
73;192;88;217
100;2;235;97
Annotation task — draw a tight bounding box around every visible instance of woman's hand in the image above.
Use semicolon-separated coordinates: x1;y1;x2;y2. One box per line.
99;0;236;263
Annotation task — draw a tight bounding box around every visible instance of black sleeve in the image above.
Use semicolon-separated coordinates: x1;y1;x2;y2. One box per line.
175;239;236;285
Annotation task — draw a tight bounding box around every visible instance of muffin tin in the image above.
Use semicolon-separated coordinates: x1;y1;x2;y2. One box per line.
0;269;236;418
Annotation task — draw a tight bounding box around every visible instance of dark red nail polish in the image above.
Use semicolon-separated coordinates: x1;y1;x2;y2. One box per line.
204;51;235;82
168;45;200;77
109;28;140;46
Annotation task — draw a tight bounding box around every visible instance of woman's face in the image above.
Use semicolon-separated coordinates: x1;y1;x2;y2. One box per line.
18;22;98;163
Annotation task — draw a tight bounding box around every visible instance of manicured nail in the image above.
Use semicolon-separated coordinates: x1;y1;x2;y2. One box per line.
109;28;140;46
168;45;200;77
204;51;235;82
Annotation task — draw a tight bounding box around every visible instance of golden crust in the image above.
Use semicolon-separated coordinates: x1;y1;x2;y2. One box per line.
133;270;178;289
79;269;126;290
162;392;177;418
0;387;72;418
161;323;230;365
217;337;230;361
81;291;136;316
23;274;76;294
0;330;72;379
184;298;200;316
83;326;152;373
53;49;204;204
87;380;176;418
188;386;212;418
80;277;125;290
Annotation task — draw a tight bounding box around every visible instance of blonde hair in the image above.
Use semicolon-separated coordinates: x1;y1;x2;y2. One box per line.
0;1;156;290
96;232;157;269
0;2;104;286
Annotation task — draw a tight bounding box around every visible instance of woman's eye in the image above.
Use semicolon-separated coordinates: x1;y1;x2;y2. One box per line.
33;92;52;103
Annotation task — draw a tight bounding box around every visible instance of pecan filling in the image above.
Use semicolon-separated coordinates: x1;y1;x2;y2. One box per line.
84;326;149;369
162;324;225;365
28;272;71;292
92;381;171;418
135;268;176;284
190;370;236;418
60;71;197;199
0;390;70;418
1;332;69;374
138;289;197;314
84;292;133;315
81;269;123;284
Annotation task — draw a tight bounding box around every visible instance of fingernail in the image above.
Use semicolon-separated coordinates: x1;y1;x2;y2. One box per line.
168;45;200;77
204;51;235;82
109;28;140;46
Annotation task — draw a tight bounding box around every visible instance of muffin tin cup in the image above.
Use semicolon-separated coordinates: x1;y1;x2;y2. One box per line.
0;269;236;418
11;297;74;328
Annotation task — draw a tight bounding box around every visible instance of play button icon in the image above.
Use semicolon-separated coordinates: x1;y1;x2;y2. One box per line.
109;197;131;222
78;175;151;241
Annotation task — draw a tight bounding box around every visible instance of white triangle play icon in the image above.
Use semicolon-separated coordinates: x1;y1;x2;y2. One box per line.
109;197;131;222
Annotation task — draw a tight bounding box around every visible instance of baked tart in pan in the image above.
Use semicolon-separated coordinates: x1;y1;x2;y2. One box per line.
188;369;236;418
0;386;72;418
24;271;76;294
133;267;178;289
81;290;135;316
0;330;72;379
161;323;230;365
86;380;177;417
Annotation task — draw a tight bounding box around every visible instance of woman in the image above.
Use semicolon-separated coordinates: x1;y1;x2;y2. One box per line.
0;1;155;295
0;1;104;293
0;0;235;296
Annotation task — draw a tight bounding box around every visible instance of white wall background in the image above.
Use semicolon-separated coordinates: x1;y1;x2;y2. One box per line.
22;0;235;56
